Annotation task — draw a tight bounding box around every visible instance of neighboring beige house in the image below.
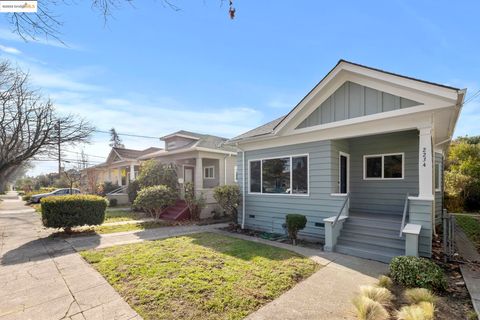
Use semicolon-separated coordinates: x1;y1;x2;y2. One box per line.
82;130;237;217
138;130;237;217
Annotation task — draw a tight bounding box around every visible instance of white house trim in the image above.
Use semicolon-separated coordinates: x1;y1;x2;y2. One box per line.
418;127;433;198
338;151;350;194
204;166;215;179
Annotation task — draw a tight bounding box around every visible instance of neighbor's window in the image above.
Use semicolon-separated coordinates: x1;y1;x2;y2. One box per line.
249;155;309;195
364;153;403;179
234;166;238;182
435;163;441;191
204;166;215;179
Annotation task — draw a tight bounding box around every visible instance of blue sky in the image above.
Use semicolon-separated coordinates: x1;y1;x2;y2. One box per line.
0;1;479;175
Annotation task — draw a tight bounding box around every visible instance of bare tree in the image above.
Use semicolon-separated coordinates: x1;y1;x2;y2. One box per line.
7;0;235;43
0;60;94;192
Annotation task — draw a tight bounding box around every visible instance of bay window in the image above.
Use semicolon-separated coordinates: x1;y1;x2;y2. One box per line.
249;155;308;195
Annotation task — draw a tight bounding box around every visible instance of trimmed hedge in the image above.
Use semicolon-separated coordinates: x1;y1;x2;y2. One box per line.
41;195;107;231
389;256;447;292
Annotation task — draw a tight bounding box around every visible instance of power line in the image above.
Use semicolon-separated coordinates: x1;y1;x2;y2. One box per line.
63;149;107;160
464;89;480;105
94;129;160;140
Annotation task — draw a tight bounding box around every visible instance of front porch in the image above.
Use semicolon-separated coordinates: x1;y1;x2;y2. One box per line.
324;128;437;262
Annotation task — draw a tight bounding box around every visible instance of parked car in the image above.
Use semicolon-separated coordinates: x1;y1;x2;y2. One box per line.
30;188;81;203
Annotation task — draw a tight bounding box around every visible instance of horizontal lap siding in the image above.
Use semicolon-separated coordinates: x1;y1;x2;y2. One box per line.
435;153;443;225
348;130;419;215
237;141;344;241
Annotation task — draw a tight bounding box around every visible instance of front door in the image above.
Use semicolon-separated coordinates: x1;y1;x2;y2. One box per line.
339;152;350;194
184;167;194;185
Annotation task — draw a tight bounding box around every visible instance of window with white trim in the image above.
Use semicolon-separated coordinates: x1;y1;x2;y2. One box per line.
204;166;215;179
435;163;442;191
249;155;308;195
234;166;238;182
364;153;403;180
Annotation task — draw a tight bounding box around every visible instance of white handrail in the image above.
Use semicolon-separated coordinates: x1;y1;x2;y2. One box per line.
399;193;409;237
332;193;349;228
107;186;127;195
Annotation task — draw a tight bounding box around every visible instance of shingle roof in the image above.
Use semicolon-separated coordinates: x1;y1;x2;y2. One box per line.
228;115;286;142
113;147;163;159
163;130;237;152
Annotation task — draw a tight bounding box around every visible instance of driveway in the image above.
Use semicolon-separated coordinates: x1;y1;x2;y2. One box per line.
0;192;140;320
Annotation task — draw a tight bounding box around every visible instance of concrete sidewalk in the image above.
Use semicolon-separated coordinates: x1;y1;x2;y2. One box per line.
455;225;480;317
213;230;388;320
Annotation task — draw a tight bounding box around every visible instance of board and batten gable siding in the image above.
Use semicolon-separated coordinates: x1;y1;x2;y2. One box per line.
296;81;422;129
347;130;420;215
434;152;444;225
236;141;347;241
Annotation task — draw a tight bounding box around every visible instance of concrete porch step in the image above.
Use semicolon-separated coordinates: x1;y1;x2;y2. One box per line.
344;218;402;231
335;241;404;263
342;224;404;238
339;231;405;250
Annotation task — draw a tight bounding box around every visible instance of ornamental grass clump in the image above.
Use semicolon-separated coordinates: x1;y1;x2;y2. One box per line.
359;285;394;307
377;275;393;289
396;302;435;320
404;288;436;304
352;295;389;320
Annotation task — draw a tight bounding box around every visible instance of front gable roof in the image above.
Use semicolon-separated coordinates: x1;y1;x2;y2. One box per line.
229;60;465;145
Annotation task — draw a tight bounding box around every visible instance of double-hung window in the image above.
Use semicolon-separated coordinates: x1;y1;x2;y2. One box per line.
204;166;215;179
364;153;404;180
435;163;442;191
249;155;308;195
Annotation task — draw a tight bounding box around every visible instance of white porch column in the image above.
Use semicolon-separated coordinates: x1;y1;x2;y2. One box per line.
219;157;226;186
195;157;203;191
130;163;135;181
418;127;433;198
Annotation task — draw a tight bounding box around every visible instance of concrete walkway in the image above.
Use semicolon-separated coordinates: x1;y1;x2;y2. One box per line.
0;191;390;320
213;230;388;320
455;225;480;317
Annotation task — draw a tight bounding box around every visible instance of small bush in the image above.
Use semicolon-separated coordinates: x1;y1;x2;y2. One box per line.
133;185;177;220
213;185;241;223
41;195;107;232
352;295;389;320
404;288;436;304
184;182;206;220
127;180;140;203
377;275;393;289
285;214;307;245
397;302;434;320
109;198;118;207
359;285;393;307
389;256;447;291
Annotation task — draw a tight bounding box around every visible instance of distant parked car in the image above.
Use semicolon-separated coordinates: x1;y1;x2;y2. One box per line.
30;188;81;204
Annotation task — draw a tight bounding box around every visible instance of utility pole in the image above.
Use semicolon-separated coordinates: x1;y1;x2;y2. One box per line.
57;120;61;175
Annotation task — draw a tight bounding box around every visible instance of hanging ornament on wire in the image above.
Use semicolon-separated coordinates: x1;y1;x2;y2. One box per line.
229;0;236;19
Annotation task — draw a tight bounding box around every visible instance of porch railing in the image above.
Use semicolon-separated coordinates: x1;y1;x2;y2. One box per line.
107;186;127;195
399;193;409;237
332;193;349;228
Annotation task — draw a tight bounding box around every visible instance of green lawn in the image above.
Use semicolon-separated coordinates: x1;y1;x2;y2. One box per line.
104;209;146;223
456;215;480;252
81;232;320;320
83;221;173;234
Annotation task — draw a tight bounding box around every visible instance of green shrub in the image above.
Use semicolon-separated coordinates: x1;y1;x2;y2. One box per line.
97;182;119;196
133;185;177;219
137;160;179;191
285;214;307;245
127;180;140;203
22;194;32;202
213;185;241;223
41;195;107;232
184;182;206;220
109;198;118;207
389;256;447;291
